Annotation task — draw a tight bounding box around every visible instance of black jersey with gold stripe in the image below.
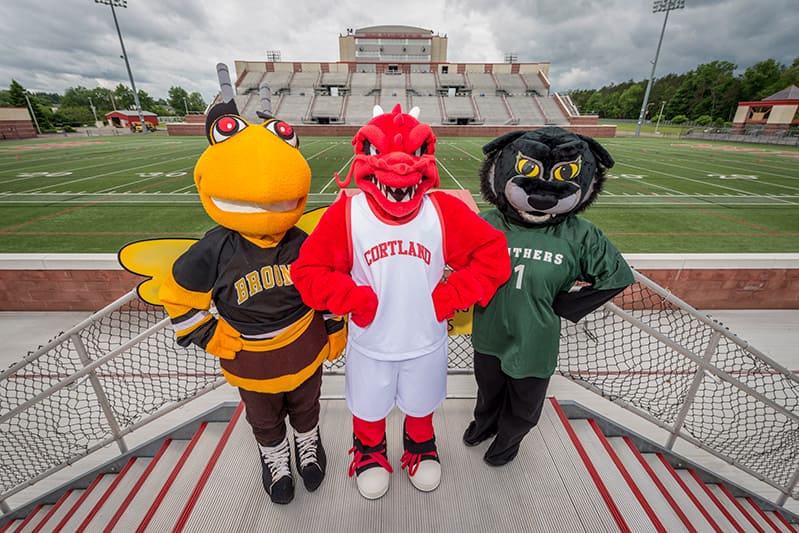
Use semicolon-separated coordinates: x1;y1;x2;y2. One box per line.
170;225;311;338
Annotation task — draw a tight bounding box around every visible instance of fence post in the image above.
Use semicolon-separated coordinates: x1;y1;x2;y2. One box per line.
778;466;799;506
665;329;723;450
70;333;129;455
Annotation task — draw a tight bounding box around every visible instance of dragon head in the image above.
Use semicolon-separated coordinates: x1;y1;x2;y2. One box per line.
194;99;311;242
479;127;614;227
340;104;439;220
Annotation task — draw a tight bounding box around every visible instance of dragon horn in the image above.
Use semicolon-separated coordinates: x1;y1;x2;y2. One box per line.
372;105;384;117
408;106;420;119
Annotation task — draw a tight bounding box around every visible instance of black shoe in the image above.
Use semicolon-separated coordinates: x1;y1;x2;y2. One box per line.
294;426;327;492
259;437;295;504
462;420;496;447
483;438;520;467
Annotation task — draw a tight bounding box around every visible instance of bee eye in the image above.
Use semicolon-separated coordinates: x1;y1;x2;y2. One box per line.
552;160;581;181
264;119;299;148
212;115;247;144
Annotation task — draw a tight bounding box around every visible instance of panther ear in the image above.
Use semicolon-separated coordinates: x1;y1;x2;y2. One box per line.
481;130;528;156
576;133;615;169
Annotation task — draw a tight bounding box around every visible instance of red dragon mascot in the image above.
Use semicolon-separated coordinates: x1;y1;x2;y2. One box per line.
291;104;510;499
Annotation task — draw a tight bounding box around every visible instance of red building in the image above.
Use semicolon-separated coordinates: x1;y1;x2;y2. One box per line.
732;85;799;134
0;107;36;140
105;109;159;129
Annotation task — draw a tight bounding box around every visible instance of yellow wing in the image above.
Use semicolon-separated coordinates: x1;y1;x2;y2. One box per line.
296;207;327;234
118;208;331;306
118;238;198;305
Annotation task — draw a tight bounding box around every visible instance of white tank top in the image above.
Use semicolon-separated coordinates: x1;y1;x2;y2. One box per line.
348;193;447;361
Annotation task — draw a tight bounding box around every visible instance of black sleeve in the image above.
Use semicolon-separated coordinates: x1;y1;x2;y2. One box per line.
552;286;626;323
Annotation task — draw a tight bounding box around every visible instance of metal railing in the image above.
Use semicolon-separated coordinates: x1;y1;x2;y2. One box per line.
1;269;797;516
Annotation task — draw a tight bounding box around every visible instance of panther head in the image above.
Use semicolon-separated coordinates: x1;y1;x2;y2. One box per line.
479;127;614;226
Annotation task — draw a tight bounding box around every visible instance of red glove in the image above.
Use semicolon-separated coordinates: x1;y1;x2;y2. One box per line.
348;285;378;327
431;282;457;322
205;318;243;360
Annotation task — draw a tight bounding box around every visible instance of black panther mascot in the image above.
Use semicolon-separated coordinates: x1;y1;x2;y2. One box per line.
464;127;634;466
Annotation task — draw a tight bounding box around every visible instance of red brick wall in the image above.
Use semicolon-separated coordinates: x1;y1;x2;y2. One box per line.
0;268;795;311
0;120;37;140
0;270;141;311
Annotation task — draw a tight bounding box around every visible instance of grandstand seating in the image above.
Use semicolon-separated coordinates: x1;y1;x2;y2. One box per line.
205;62;582;127
442;95;476;122
495;73;528;95
408;95;444;123
474;95;513;124
274;94;312;124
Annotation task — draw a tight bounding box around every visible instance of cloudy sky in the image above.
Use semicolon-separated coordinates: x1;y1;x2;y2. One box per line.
0;0;796;103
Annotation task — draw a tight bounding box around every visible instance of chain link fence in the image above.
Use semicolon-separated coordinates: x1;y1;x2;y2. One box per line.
1;270;797;512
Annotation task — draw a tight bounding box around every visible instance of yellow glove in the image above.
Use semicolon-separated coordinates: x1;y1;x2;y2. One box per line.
205;318;243;360
326;320;348;361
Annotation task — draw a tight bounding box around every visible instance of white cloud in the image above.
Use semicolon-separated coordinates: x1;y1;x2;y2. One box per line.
1;0;795;102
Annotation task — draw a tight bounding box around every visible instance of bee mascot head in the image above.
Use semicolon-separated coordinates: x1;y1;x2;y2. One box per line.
194;64;311;241
479;126;614;226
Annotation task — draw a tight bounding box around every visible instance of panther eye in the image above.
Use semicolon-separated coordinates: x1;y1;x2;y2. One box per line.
264;119;299;148
552;158;582;181
363;140;380;156
211;115;247;144
413;142;428;157
515;153;541;178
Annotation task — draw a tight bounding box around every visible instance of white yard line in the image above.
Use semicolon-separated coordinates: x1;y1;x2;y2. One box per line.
437;160;467;190
319;155;355;194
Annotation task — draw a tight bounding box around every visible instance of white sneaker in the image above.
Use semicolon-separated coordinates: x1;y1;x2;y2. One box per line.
401;431;441;493
407;459;441;492
356;466;391;499
349;435;393;500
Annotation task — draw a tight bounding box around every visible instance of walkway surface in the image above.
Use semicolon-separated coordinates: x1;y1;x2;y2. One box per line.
2;309;798;518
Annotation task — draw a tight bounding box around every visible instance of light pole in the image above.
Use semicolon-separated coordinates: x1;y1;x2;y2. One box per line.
183;97;189;115
635;0;685;137
24;93;41;135
655;100;667;133
94;0;147;134
88;96;100;126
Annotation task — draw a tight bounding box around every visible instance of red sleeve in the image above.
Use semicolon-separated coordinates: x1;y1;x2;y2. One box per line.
429;191;511;320
291;197;377;323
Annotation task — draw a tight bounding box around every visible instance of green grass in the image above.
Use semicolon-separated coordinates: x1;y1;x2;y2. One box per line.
0;131;797;253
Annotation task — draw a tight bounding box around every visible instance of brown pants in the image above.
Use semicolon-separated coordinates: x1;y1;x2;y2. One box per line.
238;365;322;446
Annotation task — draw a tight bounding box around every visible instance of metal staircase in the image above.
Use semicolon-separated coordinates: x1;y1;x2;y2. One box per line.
3;398;797;532
1;269;798;531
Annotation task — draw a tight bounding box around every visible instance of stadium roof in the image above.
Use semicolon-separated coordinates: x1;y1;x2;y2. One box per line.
354;25;434;36
763;84;799;101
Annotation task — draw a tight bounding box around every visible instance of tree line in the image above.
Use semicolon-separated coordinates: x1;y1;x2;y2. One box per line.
2;56;798;131
0;80;206;131
568;57;799;126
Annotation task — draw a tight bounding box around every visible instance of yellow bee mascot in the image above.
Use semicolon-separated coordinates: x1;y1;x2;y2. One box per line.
120;64;345;505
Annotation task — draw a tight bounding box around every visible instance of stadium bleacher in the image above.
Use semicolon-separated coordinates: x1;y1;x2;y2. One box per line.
225;63;577;127
193;27;599;130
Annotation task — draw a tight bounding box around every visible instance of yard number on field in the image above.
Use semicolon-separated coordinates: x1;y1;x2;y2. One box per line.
137;172;188;178
16;171;73;177
707;173;758;180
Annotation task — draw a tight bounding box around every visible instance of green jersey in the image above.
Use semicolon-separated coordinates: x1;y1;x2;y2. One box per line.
472;209;633;379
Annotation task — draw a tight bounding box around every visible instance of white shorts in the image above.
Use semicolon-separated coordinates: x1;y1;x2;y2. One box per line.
345;343;448;421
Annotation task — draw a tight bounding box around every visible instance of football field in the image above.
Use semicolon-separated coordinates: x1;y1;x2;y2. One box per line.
0;131;797;253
